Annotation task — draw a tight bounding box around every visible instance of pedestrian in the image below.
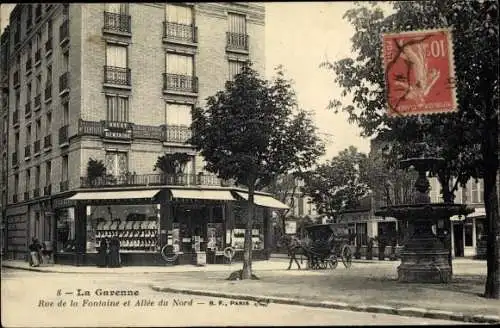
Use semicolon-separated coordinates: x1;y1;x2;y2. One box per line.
108;235;121;268
96;238;109;268
28;237;43;267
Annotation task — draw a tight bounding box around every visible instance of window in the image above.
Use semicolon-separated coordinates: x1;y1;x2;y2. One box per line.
14;173;19;198
106;44;127;68
27;83;32;102
35;119;41;140
228;13;246;34
106;3;129;15
45;160;51;185
36;74;41;94
471;180;479;204
166;103;192;126
47;19;52;39
46;112;52;134
355;223;367;246
35;165;40;189
63;51;69;71
25;169;31;192
15;132;19;151
106;95;129;122
228;60;245;80
166;53;193;76
63;102;69;125
166;4;193;25
15;90;20;109
26;125;32;144
62;155;68;181
105;151;128;177
35;31;42;51
47;65;52;84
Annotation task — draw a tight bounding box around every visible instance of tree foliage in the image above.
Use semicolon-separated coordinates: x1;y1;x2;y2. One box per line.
154;152;191;175
87;158;106;186
324;0;498;298
190;63;325;279
302;146;370;221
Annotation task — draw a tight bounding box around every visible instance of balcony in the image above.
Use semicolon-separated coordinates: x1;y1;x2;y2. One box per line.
24;144;31;160
59;125;69;146
12;152;18;167
60;180;69;192
44;184;52;196
13;71;20;88
103;121;132;141
104;66;131;86
25;102;32;118
44;134;52;150
134;124;163;141
163;21;197;44
226;32;249;52
13;194;18;203
33;188;40;198
13;110;19;127
163;73;198;94
45;84;52;102
24;191;30;201
35;49;41;65
45;38;53;56
34;139;41;155
59;72;70;95
59;20;70;45
103;12;131;34
34;94;41;111
163;124;192;143
26;58;32;74
80;173;224;188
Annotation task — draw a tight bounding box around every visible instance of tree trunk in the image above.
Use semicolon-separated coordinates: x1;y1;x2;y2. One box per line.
241;180;256;280
483;111;499;299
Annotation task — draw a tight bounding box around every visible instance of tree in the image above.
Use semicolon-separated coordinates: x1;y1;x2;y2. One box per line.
302;146;370;222
87;158;106;186
154;152;191;175
324;1;498;298
191;63;324;279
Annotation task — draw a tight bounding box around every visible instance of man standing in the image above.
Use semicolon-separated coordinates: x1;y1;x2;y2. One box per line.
28;237;43;267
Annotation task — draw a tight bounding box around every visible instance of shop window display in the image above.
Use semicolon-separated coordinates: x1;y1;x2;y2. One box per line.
231;204;265;251
56;207;75;253
86;204;159;253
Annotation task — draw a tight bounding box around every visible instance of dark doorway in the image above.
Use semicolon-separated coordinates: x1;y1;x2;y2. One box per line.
453;223;464;257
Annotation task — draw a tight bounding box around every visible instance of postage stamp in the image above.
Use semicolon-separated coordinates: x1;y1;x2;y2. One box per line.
382;28;458;117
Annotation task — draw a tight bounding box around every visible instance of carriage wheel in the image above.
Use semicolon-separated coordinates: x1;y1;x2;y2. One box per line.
341;245;353;269
320;259;328;269
328;255;338;269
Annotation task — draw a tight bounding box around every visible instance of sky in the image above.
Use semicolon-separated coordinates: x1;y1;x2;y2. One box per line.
0;2;374;161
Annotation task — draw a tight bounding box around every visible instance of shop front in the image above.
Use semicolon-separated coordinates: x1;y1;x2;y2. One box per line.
53;187;287;266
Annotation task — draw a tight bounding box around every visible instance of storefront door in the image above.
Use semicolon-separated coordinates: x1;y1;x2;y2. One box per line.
453;223;464;257
190;208;207;252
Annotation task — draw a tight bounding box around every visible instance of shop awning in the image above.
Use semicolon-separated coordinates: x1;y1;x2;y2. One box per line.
170;189;235;201
235;192;289;209
469;207;486;218
67;189;161;200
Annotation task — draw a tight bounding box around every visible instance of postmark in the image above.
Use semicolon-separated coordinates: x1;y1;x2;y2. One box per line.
382;28;457;116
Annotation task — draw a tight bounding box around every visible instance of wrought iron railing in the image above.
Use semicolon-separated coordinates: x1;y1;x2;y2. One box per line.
103;120;132;140
60;20;69;44
24;144;31;159
78;119;103;136
134;124;163;140
59;125;69;145
80;173;224;188
104;66;131;86
45;38;53;54
44;184;52;196
163;124;192;143
45;84;52;101
59;72;69;93
60;180;69;192
44;134;52;148
25;102;32;117
163;21;197;43
34;139;41;154
104;12;131;33
34;94;41;109
163;73;198;93
226;32;249;51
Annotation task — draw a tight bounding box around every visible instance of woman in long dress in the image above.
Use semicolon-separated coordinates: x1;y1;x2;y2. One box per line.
96;238;108;267
108;236;121;268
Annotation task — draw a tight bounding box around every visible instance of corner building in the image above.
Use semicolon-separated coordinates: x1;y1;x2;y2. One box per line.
0;3;287;266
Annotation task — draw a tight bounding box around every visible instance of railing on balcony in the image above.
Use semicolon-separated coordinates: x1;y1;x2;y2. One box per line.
163;125;192;143
104;66;131;86
34;94;41;110
45;84;52;102
163;73;198;93
24;191;30;201
59;125;69;145
12;152;18;167
78;119;103;136
34;139;41;154
104;12;131;34
44;134;52;149
134;124;163;140
59;72;70;93
80;173;224;188
25;102;32;117
226;32;249;51
25;58;32;73
163;21;197;43
24;144;31;159
13;194;18;203
44;184;52;196
60;20;69;44
13;71;20;86
60;180;69;192
45;38;53;55
33;188;40;198
104;121;132;140
35;49;41;64
13;110;19;126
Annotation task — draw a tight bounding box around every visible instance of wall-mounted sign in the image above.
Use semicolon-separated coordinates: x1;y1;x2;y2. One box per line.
285;221;297;234
382;28;457;116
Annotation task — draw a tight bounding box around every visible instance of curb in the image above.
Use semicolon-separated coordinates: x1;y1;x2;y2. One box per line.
150;285;500;324
2;264;54;273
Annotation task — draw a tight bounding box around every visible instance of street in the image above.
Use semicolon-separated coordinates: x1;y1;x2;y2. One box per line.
1;268;464;327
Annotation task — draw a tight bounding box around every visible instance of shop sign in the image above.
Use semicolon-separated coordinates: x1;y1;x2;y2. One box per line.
382;28;457;116
285;221;297;234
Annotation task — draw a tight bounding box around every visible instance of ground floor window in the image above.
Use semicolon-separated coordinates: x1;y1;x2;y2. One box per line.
56;207;75;253
355;223;367;246
232;204;265;251
86;204;159;253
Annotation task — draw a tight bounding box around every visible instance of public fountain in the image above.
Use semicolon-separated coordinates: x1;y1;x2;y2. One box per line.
375;143;473;283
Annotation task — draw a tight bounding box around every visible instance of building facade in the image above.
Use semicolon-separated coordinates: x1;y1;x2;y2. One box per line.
0;3;288;266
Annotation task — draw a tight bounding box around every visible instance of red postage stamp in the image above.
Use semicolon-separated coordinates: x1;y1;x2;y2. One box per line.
382;28;457;116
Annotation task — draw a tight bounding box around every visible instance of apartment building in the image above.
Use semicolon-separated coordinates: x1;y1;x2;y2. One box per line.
0;3;288;266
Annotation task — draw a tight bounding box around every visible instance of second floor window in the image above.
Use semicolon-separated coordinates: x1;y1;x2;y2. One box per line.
62;155;68;181
228;60;245;81
46;112;52;134
166;53;193;76
228;13;246;35
166;4;193;25
106;44;127;68
46;160;51;185
105;151;128;177
166;103;192;126
106;95;129;122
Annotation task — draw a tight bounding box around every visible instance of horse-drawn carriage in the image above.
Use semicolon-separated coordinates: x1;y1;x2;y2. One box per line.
284;223;355;270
